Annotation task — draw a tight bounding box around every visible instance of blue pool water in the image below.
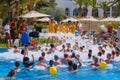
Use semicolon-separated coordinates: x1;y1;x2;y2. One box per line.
0;49;120;80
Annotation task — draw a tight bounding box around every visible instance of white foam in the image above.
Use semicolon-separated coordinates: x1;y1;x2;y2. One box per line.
34;66;46;70
0;33;119;67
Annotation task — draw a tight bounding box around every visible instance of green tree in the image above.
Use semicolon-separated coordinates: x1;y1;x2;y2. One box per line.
0;0;7;19
74;0;83;17
110;0;120;16
98;1;110;18
35;0;56;13
90;0;98;17
46;7;66;22
83;0;90;17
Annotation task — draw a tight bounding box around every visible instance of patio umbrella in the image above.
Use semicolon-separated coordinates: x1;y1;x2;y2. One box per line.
79;16;98;31
79;16;98;22
62;17;79;22
37;17;50;22
114;16;120;22
18;11;50;18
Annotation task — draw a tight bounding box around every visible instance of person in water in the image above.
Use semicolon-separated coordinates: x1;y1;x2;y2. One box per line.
7;69;16;78
23;54;34;68
91;57;99;67
54;55;61;65
68;55;82;71
13;46;20;53
36;56;48;68
105;53;113;63
13;61;21;72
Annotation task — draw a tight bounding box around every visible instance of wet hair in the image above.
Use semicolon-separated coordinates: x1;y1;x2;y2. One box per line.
64;54;69;58
7;69;16;77
71;53;75;58
68;61;78;70
39;57;44;61
88;53;92;59
102;50;105;54
24;44;28;47
94;57;98;63
21;49;24;55
41;52;45;57
54;55;59;60
23;57;29;62
62;45;65;48
49;60;54;66
88;49;92;53
98;52;102;56
15;61;20;67
68;61;73;67
107;53;111;58
50;44;55;48
82;46;85;48
112;51;115;55
14;46;17;48
72;63;78;70
80;47;83;50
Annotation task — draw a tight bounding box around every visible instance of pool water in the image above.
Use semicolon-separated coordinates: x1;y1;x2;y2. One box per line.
0;49;120;80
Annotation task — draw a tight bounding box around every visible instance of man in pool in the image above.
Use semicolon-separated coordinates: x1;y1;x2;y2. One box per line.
36;56;48;68
91;57;99;67
68;55;82;71
23;54;34;68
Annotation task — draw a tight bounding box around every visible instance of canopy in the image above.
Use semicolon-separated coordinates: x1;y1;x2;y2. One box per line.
62;17;79;22
79;16;98;21
19;11;50;18
37;17;50;22
114;16;120;21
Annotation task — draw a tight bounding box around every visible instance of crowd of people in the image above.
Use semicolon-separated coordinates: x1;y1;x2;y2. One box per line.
1;18;120;79
6;29;120;79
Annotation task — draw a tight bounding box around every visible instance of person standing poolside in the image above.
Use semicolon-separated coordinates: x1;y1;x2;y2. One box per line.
4;22;12;47
48;18;55;33
117;26;120;39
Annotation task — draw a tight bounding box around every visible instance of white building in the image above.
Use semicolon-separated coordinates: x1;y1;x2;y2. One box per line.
56;0;115;17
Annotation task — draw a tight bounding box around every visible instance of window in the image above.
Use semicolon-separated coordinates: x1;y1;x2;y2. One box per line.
73;8;78;16
65;8;70;16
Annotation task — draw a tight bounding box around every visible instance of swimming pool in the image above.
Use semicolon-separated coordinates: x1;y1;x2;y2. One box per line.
0;49;120;80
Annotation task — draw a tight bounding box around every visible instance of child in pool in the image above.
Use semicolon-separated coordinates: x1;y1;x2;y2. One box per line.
7;69;16;78
13;61;21;72
91;57;99;67
105;53;113;63
13;46;20;53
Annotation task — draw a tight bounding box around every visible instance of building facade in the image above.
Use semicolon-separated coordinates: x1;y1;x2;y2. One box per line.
56;0;115;17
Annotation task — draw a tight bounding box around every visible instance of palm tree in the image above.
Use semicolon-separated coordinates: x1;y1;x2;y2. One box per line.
98;1;110;18
74;0;83;17
90;0;98;17
35;0;56;13
110;0;120;16
0;0;7;19
83;0;90;17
